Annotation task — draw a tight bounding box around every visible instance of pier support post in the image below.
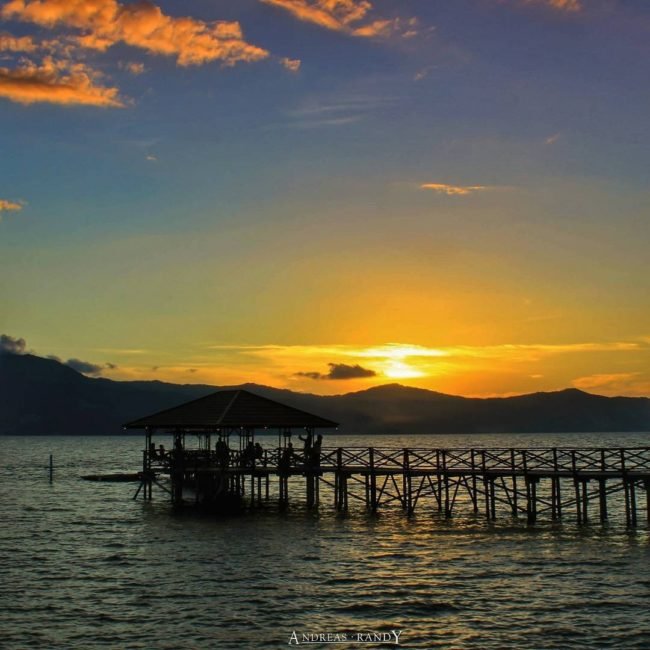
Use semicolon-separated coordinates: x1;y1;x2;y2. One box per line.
599;479;608;523
526;477;538;524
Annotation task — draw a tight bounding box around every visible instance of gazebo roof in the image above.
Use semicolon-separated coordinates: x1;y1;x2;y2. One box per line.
123;389;338;431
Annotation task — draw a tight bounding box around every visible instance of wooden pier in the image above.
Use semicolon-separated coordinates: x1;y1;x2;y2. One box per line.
135;445;650;527
125;388;650;527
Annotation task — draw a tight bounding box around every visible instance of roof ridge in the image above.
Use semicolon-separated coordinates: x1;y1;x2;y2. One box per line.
218;389;242;426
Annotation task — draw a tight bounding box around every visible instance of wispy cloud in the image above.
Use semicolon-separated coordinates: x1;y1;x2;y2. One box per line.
1;0;269;66
0;198;23;211
420;182;492;196
296;362;377;380
544;132;561;145
572;372;650;397
280;56;301;72
0;57;123;106
509;0;582;13
0;0;270;107
261;0;418;39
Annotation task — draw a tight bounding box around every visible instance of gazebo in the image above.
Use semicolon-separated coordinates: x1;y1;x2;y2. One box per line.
124;387;338;450
124;388;338;504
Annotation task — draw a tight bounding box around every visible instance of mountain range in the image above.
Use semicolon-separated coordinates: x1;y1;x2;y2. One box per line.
1;352;649;435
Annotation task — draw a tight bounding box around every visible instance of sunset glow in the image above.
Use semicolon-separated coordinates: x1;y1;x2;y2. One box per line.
1;0;648;398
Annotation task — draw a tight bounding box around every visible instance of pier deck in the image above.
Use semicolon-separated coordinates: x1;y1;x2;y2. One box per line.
135;445;650;527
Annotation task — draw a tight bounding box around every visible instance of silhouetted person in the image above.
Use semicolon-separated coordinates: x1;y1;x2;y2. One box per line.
299;431;313;464
311;434;323;468
279;442;295;473
242;441;255;467
158;444;166;460
254;442;264;462
216;438;229;468
149;442;156;459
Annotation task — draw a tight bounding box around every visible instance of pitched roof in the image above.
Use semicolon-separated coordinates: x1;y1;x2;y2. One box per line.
123;389;338;430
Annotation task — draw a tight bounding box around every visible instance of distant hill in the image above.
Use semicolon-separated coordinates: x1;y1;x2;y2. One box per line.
1;352;649;435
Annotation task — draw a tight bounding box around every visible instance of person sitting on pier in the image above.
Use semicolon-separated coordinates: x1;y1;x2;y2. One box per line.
216;438;230;468
241;441;256;468
254;442;264;463
279;442;295;474
149;441;156;459
157;444;166;461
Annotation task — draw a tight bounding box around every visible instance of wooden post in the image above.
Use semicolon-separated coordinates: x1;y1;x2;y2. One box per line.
630;480;638;527
646;479;650;527
402;449;409;512
369;448;378;513
574;479;582;524
526;478;537;524
49;454;53;483
443;449;451;518
471;449;478;513
510;449;519;517
599;478;608;522
581;479;589;523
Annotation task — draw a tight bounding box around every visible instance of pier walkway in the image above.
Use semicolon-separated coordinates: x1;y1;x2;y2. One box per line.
135;445;650;527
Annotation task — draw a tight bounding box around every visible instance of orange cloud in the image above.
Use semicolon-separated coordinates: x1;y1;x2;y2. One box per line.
0;198;23;211
420;182;490;196
0;31;37;51
261;0;416;39
0;57;123;106
515;0;582;12
1;0;269;66
280;56;301;72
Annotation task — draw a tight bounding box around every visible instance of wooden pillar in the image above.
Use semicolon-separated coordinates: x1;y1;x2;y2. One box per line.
645;479;650;527
443;449;451;518
581;479;589;523
599;478;608;522
527;478;537;524
630;479;637;526
402;449;409;511
574;479;583;524
623;478;631;527
369;448;378;513
471;449;478;513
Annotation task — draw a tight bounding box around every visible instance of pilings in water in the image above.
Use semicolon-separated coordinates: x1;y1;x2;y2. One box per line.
135;445;650;527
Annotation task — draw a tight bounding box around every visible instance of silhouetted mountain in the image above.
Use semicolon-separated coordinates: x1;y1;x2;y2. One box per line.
1;352;649;435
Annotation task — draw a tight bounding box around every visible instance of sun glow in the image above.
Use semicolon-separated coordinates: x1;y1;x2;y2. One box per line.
383;360;426;379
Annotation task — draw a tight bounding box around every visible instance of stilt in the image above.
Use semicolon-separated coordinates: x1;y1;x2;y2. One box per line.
599;478;608;522
575;479;582;524
630;480;638;527
582;479;589;523
623;478;631;527
527;478;537;524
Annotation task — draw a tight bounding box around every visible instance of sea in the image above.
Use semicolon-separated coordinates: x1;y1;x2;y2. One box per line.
2;432;650;650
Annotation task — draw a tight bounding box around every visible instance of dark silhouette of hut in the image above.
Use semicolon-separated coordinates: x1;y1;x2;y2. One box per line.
124;389;337;505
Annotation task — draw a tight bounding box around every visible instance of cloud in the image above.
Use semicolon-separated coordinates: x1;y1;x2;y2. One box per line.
530;0;581;11
545;132;561;145
0;57;123;106
0;31;38;51
0;333;27;354
47;353;117;375
120;61;145;75
261;0;417;39
280;56;301;72
1;0;269;67
420;182;491;196
0;198;24;219
296;362;377;380
572;372;650;397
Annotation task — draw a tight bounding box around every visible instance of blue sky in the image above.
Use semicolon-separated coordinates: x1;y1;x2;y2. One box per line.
1;0;649;396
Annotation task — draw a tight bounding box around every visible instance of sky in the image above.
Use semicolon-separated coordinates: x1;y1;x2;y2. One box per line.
1;0;649;397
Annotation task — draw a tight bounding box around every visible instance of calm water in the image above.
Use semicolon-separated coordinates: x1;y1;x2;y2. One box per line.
2;433;650;649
